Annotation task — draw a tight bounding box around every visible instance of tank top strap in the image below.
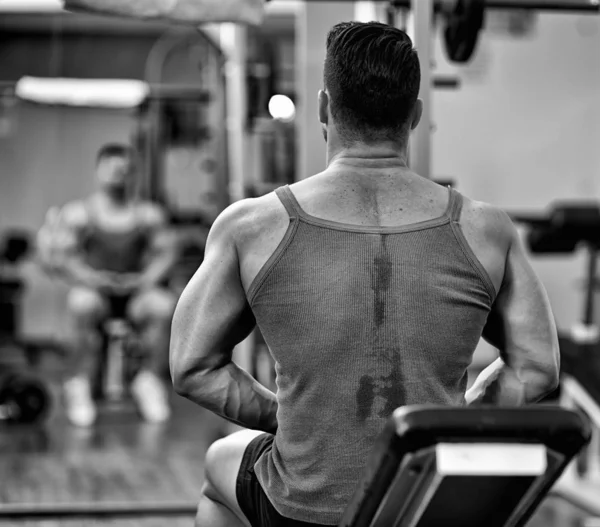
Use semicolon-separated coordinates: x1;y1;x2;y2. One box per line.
80;199;98;234
275;185;301;220
446;186;464;223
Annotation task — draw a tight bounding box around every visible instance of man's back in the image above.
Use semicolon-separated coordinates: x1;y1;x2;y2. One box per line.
236;170;509;296
233;170;513;523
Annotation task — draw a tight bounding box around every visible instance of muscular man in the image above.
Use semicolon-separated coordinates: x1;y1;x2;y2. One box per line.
43;143;178;427
170;22;560;527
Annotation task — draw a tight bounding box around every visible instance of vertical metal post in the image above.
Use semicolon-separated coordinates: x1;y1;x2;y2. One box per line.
220;23;248;204
219;24;255;389
407;0;433;179
583;244;598;326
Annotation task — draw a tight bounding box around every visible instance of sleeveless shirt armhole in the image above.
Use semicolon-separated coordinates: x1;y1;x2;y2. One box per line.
448;192;499;304
275;186;300;219
246;194;301;306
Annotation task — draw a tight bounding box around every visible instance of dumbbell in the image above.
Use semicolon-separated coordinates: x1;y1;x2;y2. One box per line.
0;369;51;424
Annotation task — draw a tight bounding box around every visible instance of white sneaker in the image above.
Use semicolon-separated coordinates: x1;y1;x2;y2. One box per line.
130;371;171;423
63;376;97;427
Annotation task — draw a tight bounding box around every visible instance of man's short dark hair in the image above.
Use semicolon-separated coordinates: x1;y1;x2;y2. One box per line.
96;143;133;164
323;21;421;144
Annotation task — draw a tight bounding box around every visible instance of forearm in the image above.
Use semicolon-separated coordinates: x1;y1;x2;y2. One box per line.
176;361;278;433
465;358;523;406
466;356;558;406
139;252;177;287
57;256;105;288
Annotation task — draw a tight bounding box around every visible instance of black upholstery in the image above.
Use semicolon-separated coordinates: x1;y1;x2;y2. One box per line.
339;406;591;527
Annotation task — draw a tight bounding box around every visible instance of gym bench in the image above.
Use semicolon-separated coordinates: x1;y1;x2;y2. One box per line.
339;405;591;527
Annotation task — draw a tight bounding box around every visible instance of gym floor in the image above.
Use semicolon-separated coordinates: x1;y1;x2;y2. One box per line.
0;353;597;527
0;351;226;526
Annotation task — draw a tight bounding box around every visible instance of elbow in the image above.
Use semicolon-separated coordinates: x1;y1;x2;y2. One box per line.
170;356;196;396
169;354;212;397
545;346;561;393
529;361;561;402
169;347;193;396
543;368;560;396
171;369;191;396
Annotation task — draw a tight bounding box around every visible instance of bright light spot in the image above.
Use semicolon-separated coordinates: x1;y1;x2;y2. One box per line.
268;94;295;122
15;77;150;108
0;0;64;12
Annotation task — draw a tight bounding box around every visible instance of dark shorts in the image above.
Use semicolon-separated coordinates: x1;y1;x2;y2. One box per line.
235;433;332;527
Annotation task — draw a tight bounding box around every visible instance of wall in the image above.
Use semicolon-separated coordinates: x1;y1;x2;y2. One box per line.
432;13;600;335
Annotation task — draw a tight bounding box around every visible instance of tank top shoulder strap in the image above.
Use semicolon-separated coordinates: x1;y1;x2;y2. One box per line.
446;186;464;223
275;185;301;220
80;199;97;231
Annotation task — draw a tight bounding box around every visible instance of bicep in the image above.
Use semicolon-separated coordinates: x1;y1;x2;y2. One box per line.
49;203;87;256
170;218;256;378
483;229;559;377
144;206;177;255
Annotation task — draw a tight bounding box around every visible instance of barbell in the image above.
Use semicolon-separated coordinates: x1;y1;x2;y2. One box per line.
63;0;600;64
0;501;197;519
389;0;600;63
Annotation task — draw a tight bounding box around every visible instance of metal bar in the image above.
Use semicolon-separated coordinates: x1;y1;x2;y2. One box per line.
549;489;600;517
389;0;600;11
433;76;460;89
484;0;599;10
408;0;433;179
583;245;598;326
0;502;197;519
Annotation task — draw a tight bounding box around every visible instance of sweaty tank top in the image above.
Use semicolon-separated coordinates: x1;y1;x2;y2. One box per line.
81;202;150;274
249;185;498;525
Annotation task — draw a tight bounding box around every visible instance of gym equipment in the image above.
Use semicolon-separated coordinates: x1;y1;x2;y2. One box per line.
96;295;144;402
391;0;599;64
0;501;197;519
339;405;591;527
0;232;30;339
60;0;600;66
62;0;266;26
0;370;50;424
405;0;600;180
0;364;51;424
443;0;486;63
512;203;600;479
0;232;52;425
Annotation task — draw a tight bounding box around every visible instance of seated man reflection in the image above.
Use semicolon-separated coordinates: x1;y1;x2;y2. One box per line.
43;143;178;427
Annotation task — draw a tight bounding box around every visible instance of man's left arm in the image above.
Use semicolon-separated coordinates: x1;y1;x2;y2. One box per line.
136;205;179;289
169;202;278;433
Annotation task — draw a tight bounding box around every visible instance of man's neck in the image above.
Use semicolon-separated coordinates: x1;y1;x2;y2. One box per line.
97;188;133;208
326;142;409;172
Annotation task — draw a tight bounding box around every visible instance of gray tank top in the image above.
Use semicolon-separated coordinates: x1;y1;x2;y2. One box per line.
81;202;150;274
249;185;497;524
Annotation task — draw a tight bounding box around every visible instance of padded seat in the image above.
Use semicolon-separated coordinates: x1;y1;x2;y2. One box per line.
339;406;591;527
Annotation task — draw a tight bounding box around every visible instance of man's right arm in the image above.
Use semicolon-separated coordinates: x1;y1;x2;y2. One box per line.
48;202;111;289
466;214;560;406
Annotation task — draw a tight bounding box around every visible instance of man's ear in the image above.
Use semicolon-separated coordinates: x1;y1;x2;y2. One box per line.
318;90;329;125
410;99;423;131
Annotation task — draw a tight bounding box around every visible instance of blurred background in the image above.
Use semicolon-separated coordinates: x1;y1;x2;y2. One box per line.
0;0;599;525
0;2;597;357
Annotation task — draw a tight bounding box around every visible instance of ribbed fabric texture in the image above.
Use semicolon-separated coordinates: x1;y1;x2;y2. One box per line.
249;185;497;525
